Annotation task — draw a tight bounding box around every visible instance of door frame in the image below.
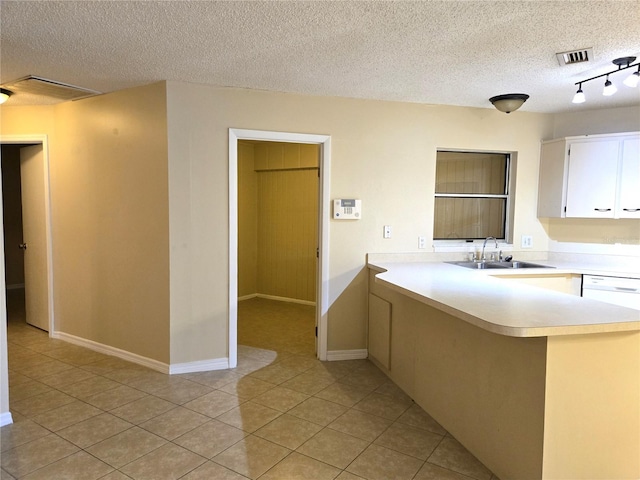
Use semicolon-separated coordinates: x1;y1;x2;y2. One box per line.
229;128;331;366
0;135;55;334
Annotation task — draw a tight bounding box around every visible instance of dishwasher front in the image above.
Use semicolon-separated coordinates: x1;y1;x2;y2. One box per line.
582;275;640;311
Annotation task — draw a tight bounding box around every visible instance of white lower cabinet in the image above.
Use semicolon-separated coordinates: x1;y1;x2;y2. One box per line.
538;132;640;219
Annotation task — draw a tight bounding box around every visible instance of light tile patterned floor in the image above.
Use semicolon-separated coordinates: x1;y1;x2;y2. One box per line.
1;293;499;479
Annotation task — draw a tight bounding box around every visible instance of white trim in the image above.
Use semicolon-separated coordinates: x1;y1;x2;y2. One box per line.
0;135;54;335
169;357;229;374
240;293;316;307
229;131;239;368
318;138;331;360
327;349;368;361
52;331;170;374
0;412;13;427
6;283;25;290
52;331;230;375
238;293;258;302
229;129;331;365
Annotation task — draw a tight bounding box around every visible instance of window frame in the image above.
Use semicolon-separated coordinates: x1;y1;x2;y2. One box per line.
432;148;516;246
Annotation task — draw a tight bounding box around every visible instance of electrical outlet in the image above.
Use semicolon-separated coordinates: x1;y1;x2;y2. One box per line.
383;225;392;239
521;235;533;248
418;236;426;249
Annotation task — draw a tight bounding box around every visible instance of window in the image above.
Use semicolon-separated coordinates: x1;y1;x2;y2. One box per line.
434;150;512;241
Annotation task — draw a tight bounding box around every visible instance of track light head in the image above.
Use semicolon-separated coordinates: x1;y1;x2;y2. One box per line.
603;75;617;96
623;66;640;88
572;84;586;104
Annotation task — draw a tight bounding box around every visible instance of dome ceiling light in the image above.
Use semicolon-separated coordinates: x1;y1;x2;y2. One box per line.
0;88;13;105
572;56;639;104
489;93;530;114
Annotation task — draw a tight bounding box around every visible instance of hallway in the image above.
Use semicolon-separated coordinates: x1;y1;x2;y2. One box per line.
1;294;497;479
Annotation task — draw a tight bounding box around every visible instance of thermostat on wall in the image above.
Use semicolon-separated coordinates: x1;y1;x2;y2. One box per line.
333;199;361;219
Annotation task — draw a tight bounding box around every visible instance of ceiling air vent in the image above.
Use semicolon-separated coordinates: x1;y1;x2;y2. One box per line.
556;48;594;66
1;75;100;102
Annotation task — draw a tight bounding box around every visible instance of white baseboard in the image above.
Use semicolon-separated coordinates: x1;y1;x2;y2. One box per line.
327;349;368;361
169;357;230;374
6;283;25;290
51;331;232;375
52;331;170;374
238;294;258;301
239;293;316;306
0;411;13;427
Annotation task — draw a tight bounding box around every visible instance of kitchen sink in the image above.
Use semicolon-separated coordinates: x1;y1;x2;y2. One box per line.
447;261;554;269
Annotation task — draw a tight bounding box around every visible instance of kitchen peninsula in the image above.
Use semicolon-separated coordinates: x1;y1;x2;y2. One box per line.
367;256;640;480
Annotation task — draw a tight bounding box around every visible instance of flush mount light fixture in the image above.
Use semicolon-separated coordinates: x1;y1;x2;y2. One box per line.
489;93;530;113
572;56;639;104
0;88;12;104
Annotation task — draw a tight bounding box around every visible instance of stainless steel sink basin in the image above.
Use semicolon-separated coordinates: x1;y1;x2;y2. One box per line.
447;261;554;270
447;261;497;269
499;261;554;269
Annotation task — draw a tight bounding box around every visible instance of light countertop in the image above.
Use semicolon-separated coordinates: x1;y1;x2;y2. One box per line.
368;259;640;338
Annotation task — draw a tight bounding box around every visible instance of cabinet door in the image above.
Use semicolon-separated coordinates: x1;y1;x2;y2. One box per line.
368;293;391;370
618;138;640;218
565;140;619;218
537;139;569;218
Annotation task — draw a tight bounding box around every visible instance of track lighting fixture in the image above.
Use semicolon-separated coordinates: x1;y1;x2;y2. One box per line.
572;56;639;104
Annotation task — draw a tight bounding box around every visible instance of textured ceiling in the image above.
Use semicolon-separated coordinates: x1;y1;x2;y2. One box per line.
1;1;640;113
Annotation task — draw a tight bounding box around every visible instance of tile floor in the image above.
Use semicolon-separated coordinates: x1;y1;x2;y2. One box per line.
1;293;499;479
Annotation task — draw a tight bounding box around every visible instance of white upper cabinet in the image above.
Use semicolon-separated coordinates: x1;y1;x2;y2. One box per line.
619;137;640;218
565;140;619;218
538;132;640;219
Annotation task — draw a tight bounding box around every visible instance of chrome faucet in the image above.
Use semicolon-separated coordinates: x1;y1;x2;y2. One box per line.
481;237;498;262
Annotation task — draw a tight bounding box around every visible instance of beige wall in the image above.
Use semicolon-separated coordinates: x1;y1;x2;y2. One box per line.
166;81;554;359
0;104;56;134
238;142;258;297
256;167;318;302
552;105;640;138
544;217;640;245
1;82;171;363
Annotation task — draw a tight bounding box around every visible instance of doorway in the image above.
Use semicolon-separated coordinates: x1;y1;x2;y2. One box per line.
237;140;319;357
229;129;331;367
0;136;54;333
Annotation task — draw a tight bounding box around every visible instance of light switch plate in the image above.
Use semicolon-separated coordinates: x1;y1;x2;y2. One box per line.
521;235;533;248
383;225;392;239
